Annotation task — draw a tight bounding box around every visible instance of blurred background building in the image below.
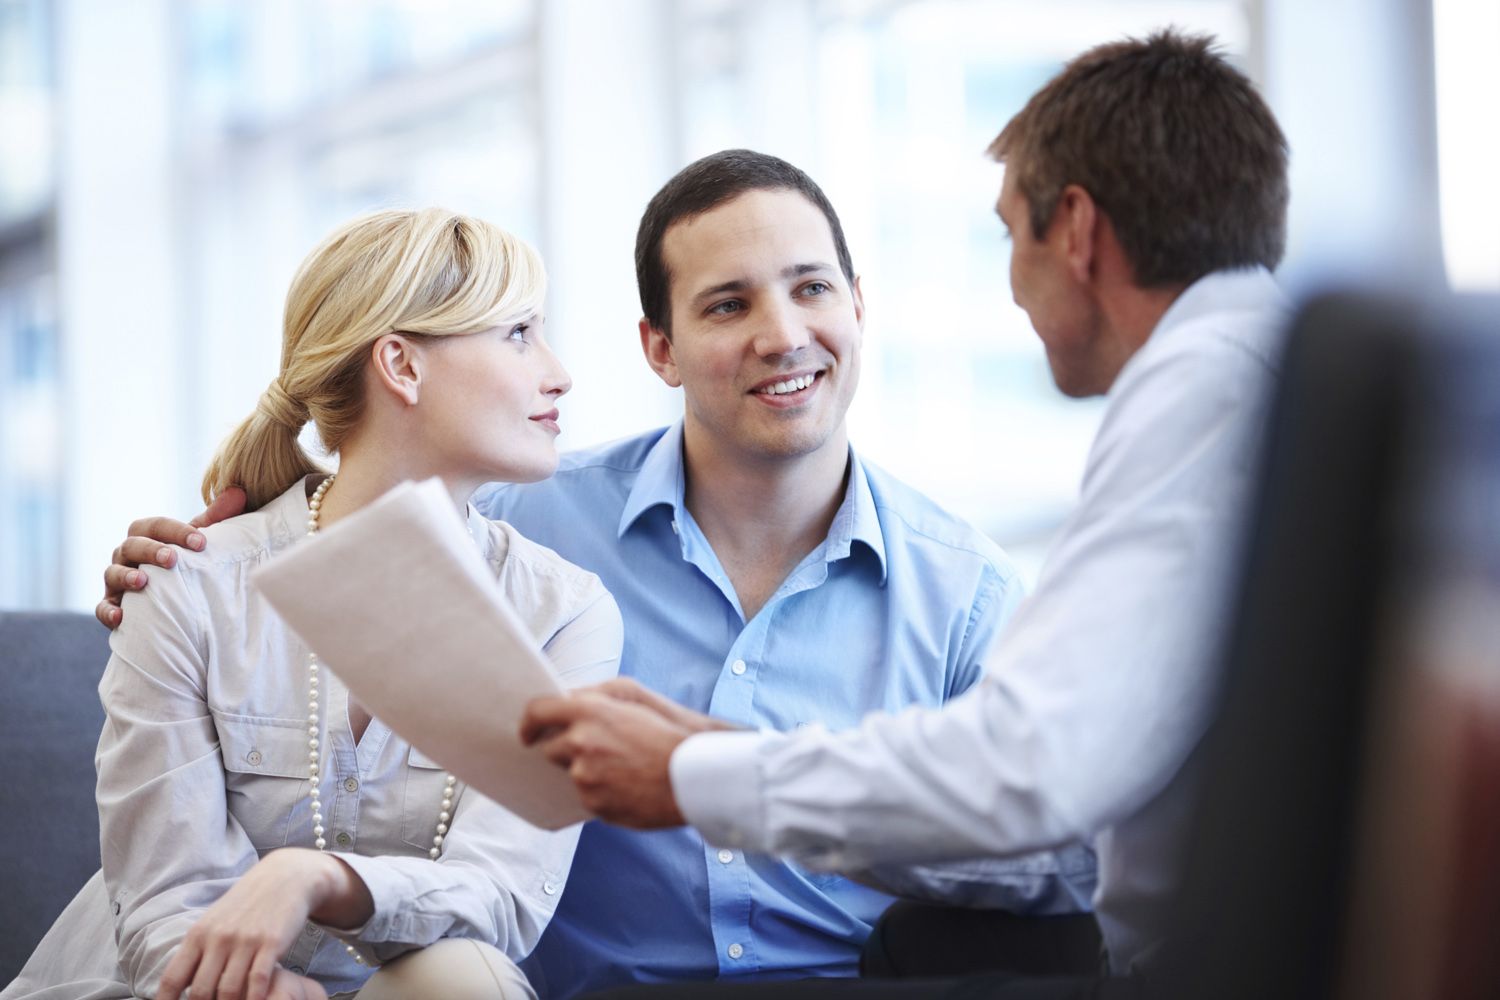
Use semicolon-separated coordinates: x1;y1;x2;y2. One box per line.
0;0;1493;611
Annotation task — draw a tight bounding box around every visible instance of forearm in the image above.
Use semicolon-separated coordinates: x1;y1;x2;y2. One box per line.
326;796;578;962
671;685;1090;869
305;851;375;930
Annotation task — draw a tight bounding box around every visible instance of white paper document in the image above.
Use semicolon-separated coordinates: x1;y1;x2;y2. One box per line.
253;477;587;830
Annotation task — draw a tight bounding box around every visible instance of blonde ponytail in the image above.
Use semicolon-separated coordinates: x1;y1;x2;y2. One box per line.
201;379;322;511
199;208;546;513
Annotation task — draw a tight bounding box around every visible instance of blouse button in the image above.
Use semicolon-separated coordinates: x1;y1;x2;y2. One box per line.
335;832;353;848
543;880;559;896
344;777;359;792
246;749;263;766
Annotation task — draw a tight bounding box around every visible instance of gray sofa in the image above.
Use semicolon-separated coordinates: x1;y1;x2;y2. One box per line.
0;611;111;984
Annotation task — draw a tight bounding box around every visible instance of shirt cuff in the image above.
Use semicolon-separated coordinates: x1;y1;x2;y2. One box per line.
318;851;400;954
670;729;778;851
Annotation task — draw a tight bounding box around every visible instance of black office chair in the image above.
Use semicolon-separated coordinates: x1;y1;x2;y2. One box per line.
1156;291;1500;1000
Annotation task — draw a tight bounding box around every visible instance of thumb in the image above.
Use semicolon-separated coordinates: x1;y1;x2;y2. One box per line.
193;486;248;528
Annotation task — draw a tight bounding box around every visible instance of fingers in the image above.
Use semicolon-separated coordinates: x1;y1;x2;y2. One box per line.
216;946;253;1000
126;515;207;551
266;968;325;1000
193;486;248;529
158;940;199;1000
188;943;230;1000
244;949;278;1000
519;695;589;746
535;731;581;769
593;677;657;704
104;561;151;596
95;598;122;629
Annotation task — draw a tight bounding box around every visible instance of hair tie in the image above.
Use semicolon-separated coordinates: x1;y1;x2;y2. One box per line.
257;379;309;431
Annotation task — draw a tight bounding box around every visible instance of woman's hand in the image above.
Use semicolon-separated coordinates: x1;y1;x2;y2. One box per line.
261;967;329;1000
157;847;367;1000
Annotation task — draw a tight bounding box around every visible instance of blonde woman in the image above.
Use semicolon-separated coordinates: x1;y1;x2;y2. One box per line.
3;210;622;1000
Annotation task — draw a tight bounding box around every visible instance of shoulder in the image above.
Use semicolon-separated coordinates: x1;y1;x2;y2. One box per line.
113;491;299;660
1083;297;1288;507
132;495;296;612
483;518;615;617
473;427;668;517
860;458;1021;585
1123;276;1289;401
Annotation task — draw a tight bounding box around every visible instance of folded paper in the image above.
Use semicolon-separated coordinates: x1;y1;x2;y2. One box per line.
253;477;586;829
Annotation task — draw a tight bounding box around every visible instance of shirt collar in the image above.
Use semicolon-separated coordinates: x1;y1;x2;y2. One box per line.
1148;266;1285;348
829;451;888;583
617;421;689;538
616;420;889;581
1113;266;1287;393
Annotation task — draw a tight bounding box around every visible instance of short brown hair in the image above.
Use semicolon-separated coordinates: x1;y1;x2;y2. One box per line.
989;30;1288;288
634;149;855;336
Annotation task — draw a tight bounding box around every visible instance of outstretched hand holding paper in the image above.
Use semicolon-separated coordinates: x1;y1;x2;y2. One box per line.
254;477;587;829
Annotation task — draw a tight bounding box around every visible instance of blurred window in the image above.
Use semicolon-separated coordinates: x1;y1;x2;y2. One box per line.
676;0;1251;578
0;0;59;608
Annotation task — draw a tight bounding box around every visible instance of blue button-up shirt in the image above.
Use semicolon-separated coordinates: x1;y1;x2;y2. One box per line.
474;423;1095;997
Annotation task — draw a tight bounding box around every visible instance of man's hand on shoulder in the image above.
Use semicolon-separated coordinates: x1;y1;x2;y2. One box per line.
519;680;736;829
96;486;248;630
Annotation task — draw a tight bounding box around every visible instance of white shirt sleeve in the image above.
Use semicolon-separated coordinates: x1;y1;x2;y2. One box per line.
672;337;1270;873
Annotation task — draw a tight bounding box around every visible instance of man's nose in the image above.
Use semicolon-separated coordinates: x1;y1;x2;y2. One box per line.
752;302;811;357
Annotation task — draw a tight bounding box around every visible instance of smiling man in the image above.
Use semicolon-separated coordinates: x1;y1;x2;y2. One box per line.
481;152;1098;996
523;30;1293;1000
99;150;1097;997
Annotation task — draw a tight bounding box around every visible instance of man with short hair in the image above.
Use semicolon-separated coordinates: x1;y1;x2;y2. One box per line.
521;30;1292;998
101;150;1097;995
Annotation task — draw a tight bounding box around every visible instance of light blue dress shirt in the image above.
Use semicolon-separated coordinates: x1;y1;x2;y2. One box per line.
474;423;1096;997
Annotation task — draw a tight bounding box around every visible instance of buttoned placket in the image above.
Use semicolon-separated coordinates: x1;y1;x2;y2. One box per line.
672;506;838;975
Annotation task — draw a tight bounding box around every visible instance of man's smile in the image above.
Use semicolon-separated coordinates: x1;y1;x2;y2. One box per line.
749;369;825;404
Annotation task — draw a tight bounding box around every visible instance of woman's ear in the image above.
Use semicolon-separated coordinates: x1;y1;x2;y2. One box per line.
370;334;422;406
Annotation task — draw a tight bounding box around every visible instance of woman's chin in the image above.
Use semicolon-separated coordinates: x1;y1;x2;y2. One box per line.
483;454;559;486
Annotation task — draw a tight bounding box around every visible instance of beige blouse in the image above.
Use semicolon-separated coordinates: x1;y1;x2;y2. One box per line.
4;476;622;1000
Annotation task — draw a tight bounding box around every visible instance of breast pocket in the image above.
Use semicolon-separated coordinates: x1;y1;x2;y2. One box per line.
401;746;456;851
216;714;310;851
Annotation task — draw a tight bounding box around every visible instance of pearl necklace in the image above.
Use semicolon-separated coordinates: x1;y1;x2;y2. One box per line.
305;474;459;966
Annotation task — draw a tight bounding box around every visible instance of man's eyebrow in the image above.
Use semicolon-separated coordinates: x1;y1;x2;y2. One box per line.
690;263;838;306
692;278;749;306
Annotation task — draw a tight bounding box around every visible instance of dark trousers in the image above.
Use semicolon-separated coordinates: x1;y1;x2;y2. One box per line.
584;904;1135;1000
861;901;1105;979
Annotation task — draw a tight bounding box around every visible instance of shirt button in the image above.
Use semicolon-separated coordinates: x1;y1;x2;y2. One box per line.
344;777;359;792
717;849;734;864
670;519;680;535
727;943;744;959
335;832;352;847
730;659;747;676
246;749;263;766
543;880;559;895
